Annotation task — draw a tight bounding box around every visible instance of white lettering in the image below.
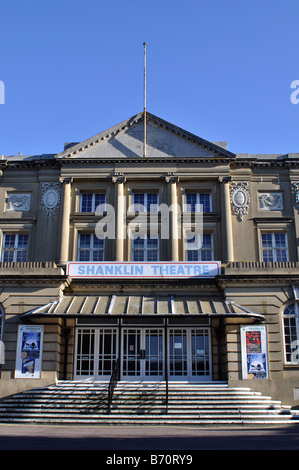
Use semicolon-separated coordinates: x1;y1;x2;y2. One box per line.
95;203;115;240
106;455;140;467
291;340;299;363
68;262;220;279
0;81;4;104
290;80;299;104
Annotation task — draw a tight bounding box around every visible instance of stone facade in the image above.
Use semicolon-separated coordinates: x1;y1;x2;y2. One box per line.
0;112;299;408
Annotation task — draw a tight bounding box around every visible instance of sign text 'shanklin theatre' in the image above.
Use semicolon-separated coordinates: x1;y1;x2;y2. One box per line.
67;262;221;279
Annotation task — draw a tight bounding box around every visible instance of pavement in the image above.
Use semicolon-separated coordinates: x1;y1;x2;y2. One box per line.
0;423;299;452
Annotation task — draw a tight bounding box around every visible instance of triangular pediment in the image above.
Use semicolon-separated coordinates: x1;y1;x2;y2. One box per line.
56;112;235;160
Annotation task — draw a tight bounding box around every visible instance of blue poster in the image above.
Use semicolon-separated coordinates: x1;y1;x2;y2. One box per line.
15;325;43;378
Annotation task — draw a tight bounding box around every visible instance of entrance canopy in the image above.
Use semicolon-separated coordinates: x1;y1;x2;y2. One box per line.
22;294;264;323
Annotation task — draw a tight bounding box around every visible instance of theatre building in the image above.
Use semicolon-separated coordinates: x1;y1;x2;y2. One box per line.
1;111;299;423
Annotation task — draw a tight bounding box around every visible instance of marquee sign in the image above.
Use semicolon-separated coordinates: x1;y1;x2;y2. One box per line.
67;262;221;279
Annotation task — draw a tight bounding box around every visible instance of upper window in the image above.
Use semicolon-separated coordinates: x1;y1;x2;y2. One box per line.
185;233;213;261
132;193;159;212
185;193;211;213
1;233;29;262
261;232;288;262
80;193;106;212
283;303;299;364
132;235;159;261
77;233;104;261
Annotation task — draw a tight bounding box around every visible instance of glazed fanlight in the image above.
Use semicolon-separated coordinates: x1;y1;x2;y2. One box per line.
230;182;250;221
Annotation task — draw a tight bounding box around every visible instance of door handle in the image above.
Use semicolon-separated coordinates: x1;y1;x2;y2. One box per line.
140;349;146;360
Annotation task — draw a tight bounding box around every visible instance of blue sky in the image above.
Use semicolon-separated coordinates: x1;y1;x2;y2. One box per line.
0;0;298;156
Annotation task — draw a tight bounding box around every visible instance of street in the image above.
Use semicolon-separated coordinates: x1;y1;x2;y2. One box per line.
0;423;299;451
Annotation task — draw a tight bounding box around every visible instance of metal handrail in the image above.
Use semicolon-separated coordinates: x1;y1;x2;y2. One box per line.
107;358;120;413
165;375;168;414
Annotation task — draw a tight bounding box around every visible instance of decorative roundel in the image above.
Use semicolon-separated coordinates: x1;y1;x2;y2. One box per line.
231;187;248;207
41;183;61;220
230;182;250;221
42;188;60;209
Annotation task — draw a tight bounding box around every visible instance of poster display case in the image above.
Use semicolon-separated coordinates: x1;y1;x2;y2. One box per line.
15;325;44;379
241;325;269;379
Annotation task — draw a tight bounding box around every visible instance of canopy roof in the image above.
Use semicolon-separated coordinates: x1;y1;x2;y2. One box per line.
22;294;264;323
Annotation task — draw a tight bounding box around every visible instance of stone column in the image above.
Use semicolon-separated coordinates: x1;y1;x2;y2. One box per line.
58;178;71;265
222;177;234;262
113;176;126;261
166;175;179;261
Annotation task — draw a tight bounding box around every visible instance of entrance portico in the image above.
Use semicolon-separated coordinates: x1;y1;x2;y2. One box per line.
23;293;264;384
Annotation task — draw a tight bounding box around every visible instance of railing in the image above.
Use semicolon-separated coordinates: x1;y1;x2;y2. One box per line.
107;358;120;413
165;375;168;414
226;261;298;269
0;261;58;268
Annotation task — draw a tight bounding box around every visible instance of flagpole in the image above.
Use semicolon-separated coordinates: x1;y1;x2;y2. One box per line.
143;42;147;158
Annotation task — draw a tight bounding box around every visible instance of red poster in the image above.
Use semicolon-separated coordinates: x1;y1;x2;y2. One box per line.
246;331;261;353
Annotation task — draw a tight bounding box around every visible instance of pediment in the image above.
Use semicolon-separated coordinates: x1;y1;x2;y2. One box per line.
56;112;235;160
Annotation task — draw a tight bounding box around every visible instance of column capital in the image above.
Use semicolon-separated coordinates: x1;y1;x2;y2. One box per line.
59;177;73;184
112;173;126;183
165;174;179;183
218;176;231;183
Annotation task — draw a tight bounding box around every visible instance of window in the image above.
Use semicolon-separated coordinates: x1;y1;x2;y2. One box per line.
261;232;288;262
80;193;106;212
185;193;211;213
283;303;299;364
1;233;29;262
132;235;159;261
132;193;158;212
185;233;213;261
77;233;104;261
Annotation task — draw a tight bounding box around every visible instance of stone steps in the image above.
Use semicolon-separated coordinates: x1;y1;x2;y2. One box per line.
0;381;298;426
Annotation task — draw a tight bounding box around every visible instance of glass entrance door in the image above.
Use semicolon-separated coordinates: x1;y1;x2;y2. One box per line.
168;328;211;381
74;326;211;382
121;329;164;381
74;328;118;380
169;329;188;378
122;329;141;378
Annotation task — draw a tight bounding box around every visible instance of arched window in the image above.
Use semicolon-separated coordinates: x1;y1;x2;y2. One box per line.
283;303;299;364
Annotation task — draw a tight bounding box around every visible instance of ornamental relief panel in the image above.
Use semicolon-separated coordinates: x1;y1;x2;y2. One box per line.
258;192;283;211
230;181;250;221
6;193;31;212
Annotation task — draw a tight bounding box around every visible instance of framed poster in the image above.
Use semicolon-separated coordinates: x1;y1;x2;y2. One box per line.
15;325;43;379
241;325;269;379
